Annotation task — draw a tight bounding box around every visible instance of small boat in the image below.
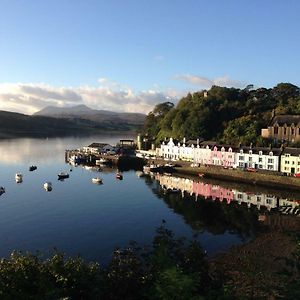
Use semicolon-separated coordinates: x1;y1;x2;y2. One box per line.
29;165;37;171
198;173;205;178
92;177;103;184
116;173;123;180
0;186;5;195
15;173;23;183
96;158;109;165
43;182;52;191
58;172;69;179
149;164;162;172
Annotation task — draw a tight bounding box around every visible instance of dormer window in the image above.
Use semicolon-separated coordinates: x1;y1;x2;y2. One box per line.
269;152;273;156
221;147;225;152
240;150;243;154
259;151;263;156
249;150;252;155
229;148;232;152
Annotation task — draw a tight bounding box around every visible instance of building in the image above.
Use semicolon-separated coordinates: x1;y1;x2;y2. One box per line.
83;143;114;154
261;115;300;143
280;147;300;175
234;146;281;171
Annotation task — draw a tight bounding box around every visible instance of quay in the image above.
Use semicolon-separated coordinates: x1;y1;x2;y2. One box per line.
65;149;145;169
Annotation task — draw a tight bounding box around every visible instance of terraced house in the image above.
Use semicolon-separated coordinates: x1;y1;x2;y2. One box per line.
234;146;281;171
280;147;300;175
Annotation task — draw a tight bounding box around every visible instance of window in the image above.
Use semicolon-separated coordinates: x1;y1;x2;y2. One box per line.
268;158;273;163
239;162;244;167
274;126;278;134
292;128;295;135
259;164;263;169
292;161;295;165
299;128;300;135
239;156;244;161
249;150;252;155
259;151;263;156
238;194;243;199
240;150;243;154
266;199;272;204
249;157;252;162
285;160;289;164
259;158;262;162
257;196;261;202
247;195;251;200
284;127;287;135
269;152;273;156
267;165;274;170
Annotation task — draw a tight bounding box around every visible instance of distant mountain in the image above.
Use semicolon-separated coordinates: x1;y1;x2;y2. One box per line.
34;104;94;116
34;105;146;127
0;108;145;138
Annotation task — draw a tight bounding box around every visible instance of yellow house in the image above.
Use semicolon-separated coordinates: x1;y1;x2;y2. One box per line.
280;147;300;175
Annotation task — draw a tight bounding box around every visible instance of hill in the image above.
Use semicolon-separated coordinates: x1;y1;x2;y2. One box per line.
34;105;146;127
142;83;300;146
0;108;145;138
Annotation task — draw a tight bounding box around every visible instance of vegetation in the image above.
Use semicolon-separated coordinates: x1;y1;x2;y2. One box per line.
0;224;299;299
142;83;300;146
0;225;231;300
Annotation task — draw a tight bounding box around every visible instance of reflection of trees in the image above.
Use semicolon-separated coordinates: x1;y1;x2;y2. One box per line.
140;175;259;238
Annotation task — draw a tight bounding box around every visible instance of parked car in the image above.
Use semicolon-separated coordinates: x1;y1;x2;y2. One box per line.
246;167;258;172
294;173;300;178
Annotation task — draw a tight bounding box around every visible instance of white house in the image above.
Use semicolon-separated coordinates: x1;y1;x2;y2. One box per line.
160;138;180;160
83;143;115;154
234;147;280;171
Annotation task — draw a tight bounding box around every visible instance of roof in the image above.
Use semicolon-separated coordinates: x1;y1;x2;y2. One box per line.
270;115;300;126
238;146;282;156
282;147;300;156
87;143;110;148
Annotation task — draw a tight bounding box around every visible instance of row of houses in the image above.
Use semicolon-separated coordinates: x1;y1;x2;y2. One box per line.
158;137;300;175
156;174;300;214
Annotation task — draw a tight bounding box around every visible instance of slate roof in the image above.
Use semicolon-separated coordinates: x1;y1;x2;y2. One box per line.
87;143;110;148
270;115;300;126
282;147;300;156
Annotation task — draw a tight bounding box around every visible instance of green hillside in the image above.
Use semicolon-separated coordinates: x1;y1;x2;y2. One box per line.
142;83;300;146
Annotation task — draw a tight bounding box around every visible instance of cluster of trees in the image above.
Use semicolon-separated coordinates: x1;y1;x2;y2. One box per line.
0;226;231;300
142;83;300;146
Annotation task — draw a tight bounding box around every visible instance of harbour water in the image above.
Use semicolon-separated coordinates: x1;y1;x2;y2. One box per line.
0;135;299;264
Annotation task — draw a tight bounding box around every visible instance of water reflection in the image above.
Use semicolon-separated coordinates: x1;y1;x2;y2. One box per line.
152;173;300;216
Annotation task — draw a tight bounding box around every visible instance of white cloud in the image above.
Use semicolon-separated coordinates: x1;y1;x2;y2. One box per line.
0;80;181;115
174;74;245;89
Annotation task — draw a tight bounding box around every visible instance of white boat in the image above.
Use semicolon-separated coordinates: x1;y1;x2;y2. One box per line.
92;177;103;184
15;173;23;183
96;158;109;165
43;182;52;191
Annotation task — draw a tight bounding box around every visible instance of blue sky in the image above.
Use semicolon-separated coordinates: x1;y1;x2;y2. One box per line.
0;0;300;114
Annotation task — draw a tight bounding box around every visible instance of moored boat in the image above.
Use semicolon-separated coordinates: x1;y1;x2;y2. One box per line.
0;186;5;195
116;173;123;180
58;172;69;179
92;177;103;184
15;173;23;183
43;182;52;191
29;165;37;171
96;158;109;165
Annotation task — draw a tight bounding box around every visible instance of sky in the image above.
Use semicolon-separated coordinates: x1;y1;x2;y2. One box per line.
0;0;300;115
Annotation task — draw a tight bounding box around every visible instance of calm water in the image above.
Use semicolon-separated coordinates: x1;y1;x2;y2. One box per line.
0;135;298;263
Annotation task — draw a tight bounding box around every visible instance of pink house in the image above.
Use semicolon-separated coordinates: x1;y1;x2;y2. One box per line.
211;145;235;167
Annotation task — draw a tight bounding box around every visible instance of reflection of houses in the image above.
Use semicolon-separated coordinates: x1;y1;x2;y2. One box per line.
233;191;277;211
261;115;300;143
280;147;300;175
234;146;280;171
155;174;277;211
83;143;115;154
278;198;300;215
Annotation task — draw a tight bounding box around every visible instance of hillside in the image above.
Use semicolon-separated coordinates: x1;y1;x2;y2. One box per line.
34;105;146;126
0;108;145;138
142;83;300;146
